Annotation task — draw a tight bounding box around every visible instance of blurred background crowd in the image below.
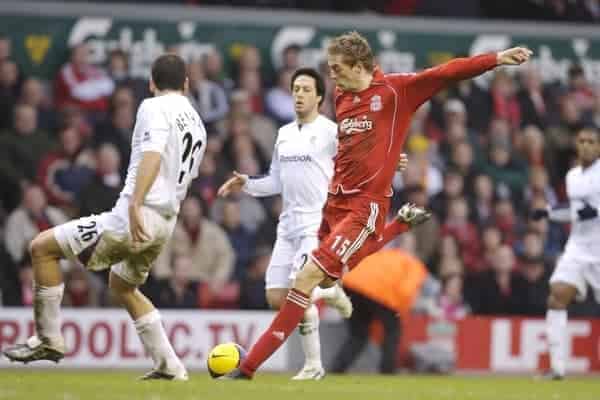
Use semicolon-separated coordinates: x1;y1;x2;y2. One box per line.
0;4;599;319
81;0;600;23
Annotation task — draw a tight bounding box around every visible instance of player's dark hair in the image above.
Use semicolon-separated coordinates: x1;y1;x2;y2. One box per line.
151;54;187;91
290;67;326;106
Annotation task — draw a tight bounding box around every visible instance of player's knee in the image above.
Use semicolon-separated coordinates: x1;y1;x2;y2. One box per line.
548;284;573;309
294;262;325;294
108;272;135;301
266;290;286;310
267;299;281;310
547;293;563;310
29;231;50;260
108;282;125;303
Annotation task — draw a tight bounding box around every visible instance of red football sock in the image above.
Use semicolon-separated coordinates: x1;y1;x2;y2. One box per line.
240;289;309;376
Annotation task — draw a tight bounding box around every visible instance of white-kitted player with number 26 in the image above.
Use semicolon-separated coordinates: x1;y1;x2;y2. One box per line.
4;54;206;381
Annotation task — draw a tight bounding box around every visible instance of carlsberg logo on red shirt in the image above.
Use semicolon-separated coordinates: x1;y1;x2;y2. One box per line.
339;116;373;134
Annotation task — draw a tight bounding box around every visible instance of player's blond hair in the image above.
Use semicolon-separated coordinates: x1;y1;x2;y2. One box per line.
327;31;374;72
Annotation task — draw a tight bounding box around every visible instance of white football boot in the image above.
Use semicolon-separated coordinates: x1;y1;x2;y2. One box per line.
291;365;326;381
396;203;431;227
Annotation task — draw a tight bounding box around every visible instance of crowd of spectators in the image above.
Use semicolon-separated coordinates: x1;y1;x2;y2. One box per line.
80;0;600;23
0;31;599;318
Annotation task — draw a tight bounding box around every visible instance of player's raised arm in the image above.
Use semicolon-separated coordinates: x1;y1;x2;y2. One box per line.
402;47;532;110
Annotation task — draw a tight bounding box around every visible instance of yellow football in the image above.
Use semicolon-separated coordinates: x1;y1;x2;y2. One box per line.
207;343;247;378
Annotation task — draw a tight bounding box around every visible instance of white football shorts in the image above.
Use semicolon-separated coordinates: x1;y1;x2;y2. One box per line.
550;251;600;302
54;196;176;286
265;235;318;289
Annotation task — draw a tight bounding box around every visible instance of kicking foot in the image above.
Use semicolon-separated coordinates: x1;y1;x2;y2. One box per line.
217;368;252;380
324;284;353;319
2;336;64;364
396;203;431;227
291;365;326;381
139;369;189;381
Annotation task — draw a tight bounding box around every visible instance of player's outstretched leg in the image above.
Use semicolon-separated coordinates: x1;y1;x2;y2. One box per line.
384;202;431;244
109;271;188;381
222;262;327;380
311;203;431;322
542;282;577;380
267;288;325;380
366;202;432;255
3;230;66;364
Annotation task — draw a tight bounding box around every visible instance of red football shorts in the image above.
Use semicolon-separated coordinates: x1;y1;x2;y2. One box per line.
311;193;390;279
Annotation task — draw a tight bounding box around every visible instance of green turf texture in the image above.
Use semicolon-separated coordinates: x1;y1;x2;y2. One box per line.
0;370;598;400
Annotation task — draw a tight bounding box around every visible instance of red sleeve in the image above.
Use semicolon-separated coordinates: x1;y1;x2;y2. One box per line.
396;53;498;110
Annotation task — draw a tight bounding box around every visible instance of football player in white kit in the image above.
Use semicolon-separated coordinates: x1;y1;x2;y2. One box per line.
532;127;600;380
3;54;206;381
218;68;415;380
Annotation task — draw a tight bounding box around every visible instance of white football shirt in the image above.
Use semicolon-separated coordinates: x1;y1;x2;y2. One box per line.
563;159;600;260
121;93;207;216
243;115;337;238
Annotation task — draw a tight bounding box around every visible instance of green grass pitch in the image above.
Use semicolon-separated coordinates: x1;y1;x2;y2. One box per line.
0;370;598;400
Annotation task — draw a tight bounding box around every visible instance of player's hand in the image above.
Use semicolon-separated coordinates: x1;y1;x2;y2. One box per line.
396;153;408;172
128;203;151;246
577;202;598;221
217;171;248;197
497;47;533;66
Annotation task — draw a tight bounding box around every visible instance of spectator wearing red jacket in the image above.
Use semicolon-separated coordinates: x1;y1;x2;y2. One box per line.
441;196;482;272
54;43;114;113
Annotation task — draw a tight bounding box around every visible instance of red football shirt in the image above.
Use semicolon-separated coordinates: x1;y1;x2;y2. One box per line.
329;53;498;198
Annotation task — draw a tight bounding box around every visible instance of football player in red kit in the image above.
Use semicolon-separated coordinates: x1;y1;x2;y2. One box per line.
224;31;532;379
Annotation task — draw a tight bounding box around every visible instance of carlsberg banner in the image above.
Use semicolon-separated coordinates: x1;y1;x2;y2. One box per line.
1;15;600;85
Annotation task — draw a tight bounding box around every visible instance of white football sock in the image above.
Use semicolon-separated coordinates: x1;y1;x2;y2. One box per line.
546;309;567;376
134;310;186;375
34;283;65;349
298;304;322;369
311;286;336;302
